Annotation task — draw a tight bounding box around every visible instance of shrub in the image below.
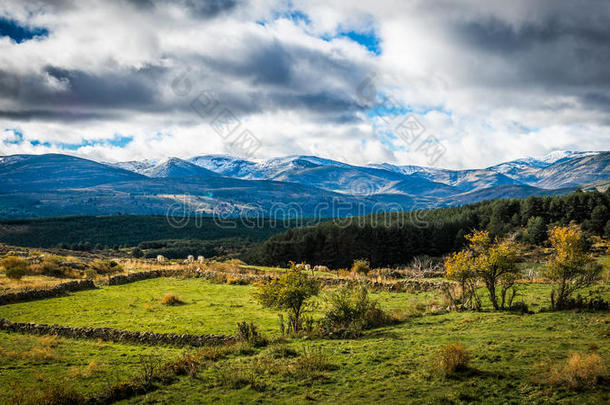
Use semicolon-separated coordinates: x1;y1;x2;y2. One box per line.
213;363;263;390
318;285;393;338
161;293;184;306
434;342;470;374
351;259;370;275
293;346;336;378
199;345;231;361
545;352;607;389
91;259;123;275
5;266;28;280
170;353;201;377
84;269;98;280
236;322;268;347
38;382;85;405
38;255;72;277
1;256;29;280
253;265;319;334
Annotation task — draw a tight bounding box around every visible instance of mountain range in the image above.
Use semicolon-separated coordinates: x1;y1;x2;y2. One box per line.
0;151;607;218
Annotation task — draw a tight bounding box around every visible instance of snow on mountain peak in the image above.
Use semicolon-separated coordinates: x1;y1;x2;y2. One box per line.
539;150;599;164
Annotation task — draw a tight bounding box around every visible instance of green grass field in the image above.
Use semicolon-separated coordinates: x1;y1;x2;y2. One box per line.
1;277;609;404
123;312;610;404
0;331;183;402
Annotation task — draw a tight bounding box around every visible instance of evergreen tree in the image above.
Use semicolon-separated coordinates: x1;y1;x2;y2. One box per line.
525;216;547;245
589;205;609;235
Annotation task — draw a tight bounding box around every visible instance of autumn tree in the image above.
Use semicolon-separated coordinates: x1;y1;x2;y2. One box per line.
445;231;520;310
445;250;480;310
470;231;521;310
253;263;319;333
545;226;602;310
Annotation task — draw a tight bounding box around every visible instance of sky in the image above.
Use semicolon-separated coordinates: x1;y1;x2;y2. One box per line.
0;0;609;169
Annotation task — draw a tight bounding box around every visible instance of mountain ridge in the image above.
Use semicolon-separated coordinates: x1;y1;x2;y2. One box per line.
0;151;607;218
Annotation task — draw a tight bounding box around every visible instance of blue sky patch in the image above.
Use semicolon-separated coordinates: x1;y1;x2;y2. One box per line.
2;129;23;145
55;135;134;150
6;132;134;150
338;30;381;55
0;17;48;43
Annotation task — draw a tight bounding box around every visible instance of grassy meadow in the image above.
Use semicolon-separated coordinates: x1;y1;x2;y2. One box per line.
0;273;609;404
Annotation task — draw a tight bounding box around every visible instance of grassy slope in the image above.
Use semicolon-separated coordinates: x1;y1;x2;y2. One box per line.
121;311;610;404
0;331;182;402
1;278;608;335
1;278;609;404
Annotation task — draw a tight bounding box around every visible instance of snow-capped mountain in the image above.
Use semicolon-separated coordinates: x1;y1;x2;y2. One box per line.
108;160;157;175
189;155;262;179
110;150;609;193
143;157;219;178
188;155;350;180
0;151;607;218
539;150;600;164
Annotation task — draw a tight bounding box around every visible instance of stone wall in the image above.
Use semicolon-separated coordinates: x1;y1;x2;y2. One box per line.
0;318;234;347
0;280;96;305
108;268;452;292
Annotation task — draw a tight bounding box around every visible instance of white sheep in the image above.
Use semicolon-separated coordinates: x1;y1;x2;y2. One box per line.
156;255;165;263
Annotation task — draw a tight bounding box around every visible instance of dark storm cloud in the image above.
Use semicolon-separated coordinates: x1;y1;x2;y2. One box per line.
200;40;294;86
0;65;169;120
0;109;117;121
452;10;610;88
126;0;239;18
44;65;162;107
458;17;610;54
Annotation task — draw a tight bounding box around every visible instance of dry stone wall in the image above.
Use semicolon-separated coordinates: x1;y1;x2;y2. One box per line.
0;318;234;347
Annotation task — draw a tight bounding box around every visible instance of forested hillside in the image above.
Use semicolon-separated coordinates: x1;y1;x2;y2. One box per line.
254;189;610;267
0;215;308;250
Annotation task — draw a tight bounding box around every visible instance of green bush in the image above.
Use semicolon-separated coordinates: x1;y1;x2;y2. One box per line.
91;259;123;275
253;265;319;334
235;322;268;347
1;256;29;280
351;259;370;275
39;255;70;277
319;285;392;338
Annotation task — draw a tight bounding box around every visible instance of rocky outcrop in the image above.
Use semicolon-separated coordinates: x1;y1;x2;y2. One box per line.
0;280;95;305
0;318;234;347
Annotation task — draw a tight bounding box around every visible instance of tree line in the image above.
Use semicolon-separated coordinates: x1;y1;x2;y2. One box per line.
253;189;610;267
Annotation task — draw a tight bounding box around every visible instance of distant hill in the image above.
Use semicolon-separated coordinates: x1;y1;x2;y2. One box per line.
0;151;608;218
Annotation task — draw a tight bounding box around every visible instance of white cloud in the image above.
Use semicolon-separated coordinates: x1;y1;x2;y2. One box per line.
0;0;608;169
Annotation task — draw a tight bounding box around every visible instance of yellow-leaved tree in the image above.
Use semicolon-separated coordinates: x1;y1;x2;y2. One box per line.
445;230;521;310
545;226;602;310
445;250;480;310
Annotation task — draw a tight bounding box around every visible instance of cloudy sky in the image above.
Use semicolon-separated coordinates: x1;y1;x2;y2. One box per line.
0;0;609;169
